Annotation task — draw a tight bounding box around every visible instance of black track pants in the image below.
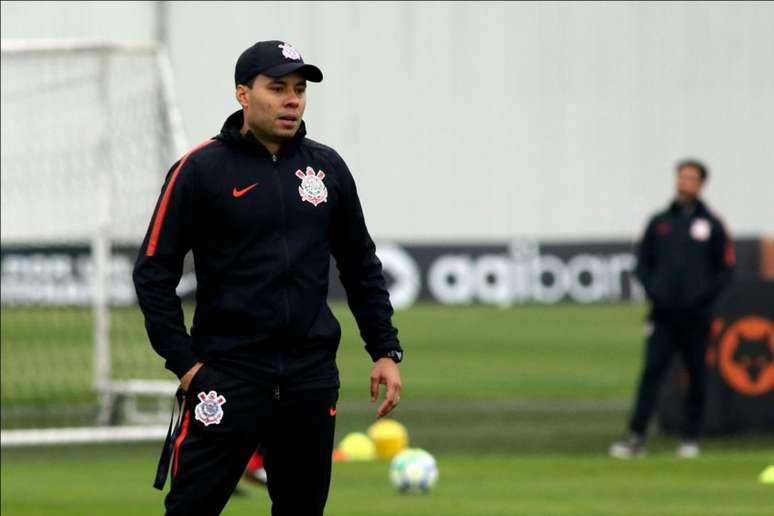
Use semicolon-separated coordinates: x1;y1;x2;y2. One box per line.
628;314;710;439
162;365;337;516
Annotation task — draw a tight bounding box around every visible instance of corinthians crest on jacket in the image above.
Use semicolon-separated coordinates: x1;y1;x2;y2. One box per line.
295;166;328;206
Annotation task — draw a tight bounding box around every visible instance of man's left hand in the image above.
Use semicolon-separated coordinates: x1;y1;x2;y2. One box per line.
370;358;401;418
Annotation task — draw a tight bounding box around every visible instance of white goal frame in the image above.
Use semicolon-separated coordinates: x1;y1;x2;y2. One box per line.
1;40;187;447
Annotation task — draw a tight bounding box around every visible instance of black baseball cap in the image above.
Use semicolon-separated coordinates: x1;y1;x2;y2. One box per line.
235;40;323;86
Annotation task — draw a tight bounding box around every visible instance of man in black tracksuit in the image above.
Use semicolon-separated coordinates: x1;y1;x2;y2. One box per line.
610;160;734;459
133;41;403;515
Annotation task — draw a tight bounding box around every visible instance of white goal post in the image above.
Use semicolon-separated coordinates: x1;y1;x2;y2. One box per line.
1;40;188;446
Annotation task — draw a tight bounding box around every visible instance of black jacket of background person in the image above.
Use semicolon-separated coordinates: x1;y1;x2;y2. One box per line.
635;199;735;319
133;110;401;392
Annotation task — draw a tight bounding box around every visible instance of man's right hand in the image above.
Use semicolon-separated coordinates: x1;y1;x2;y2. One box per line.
180;362;204;391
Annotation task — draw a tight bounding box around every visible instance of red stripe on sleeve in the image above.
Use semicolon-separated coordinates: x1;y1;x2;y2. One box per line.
172;409;191;479
720;221;736;267
725;240;736;267
145;139;216;256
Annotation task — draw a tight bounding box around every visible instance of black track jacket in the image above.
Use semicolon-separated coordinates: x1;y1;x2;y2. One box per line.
133;111;401;391
635;199;735;318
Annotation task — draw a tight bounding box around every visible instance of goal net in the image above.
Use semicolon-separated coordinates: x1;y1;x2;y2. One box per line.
1;41;188;445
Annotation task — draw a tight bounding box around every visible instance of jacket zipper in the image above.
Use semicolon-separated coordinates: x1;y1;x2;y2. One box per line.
271;153;292;326
271;153;289;381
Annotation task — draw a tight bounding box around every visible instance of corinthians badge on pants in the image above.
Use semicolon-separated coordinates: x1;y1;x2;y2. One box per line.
195;390;226;426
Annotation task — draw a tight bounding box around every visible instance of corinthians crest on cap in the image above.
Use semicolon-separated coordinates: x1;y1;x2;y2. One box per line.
195;390;226;426
295;167;328;206
278;42;301;60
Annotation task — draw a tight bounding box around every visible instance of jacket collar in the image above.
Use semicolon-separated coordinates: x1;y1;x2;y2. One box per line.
216;110;307;156
668;198;709;217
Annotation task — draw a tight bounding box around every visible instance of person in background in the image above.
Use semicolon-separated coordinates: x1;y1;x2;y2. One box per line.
610;159;735;459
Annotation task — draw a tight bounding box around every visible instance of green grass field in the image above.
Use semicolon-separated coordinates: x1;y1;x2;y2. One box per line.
2;303;773;514
3;445;772;516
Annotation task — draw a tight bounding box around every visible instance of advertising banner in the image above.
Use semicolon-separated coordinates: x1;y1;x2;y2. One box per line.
0;239;762;308
658;281;774;434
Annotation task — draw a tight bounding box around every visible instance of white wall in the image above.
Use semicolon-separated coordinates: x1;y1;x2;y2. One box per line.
3;1;773;240
0;1;156;43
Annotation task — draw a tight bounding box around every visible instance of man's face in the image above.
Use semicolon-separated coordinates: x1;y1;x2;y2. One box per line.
237;71;307;143
676;165;704;200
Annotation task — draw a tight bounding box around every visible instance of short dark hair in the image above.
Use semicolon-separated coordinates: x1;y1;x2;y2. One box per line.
676;159;709;181
242;75;257;89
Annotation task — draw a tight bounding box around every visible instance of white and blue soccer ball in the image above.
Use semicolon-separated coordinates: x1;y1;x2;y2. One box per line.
389;448;438;493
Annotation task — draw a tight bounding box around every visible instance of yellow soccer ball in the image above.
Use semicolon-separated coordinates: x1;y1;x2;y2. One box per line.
367;419;409;460
338;432;376;461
